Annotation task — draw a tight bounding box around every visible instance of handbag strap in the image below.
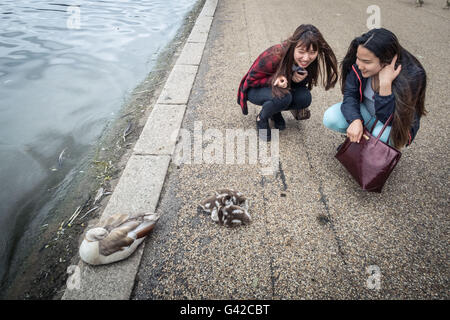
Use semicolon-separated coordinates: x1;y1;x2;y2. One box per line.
368;114;394;140
369;119;378;133
377;114;394;140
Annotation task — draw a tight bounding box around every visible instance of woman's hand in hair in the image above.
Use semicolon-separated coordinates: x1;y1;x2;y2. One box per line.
273;75;288;88
378;54;402;87
347;119;364;143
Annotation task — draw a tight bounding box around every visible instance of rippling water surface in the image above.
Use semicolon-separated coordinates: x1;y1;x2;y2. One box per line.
0;0;196;289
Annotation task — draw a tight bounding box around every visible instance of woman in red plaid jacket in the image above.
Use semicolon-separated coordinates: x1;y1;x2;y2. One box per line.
237;24;338;141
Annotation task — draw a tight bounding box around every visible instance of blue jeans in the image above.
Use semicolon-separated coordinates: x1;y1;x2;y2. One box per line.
248;86;311;120
323;102;392;145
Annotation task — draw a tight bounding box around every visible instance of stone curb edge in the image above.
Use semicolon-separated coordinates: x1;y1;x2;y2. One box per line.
62;0;218;300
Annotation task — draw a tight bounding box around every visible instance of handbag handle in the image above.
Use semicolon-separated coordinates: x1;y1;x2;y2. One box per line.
368;114;394;141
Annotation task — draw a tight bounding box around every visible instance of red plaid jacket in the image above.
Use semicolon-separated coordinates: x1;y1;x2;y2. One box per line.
237;44;284;115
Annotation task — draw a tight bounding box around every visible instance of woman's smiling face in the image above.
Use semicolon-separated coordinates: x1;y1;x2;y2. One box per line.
294;43;318;68
356;45;384;78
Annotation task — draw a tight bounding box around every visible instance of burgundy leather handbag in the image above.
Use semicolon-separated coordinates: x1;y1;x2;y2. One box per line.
335;115;401;193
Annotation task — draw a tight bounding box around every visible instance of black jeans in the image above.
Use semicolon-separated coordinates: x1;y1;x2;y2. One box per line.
247;84;312;120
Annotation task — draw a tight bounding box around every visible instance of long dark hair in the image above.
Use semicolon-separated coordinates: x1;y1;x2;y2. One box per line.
271;24;338;97
341;28;427;148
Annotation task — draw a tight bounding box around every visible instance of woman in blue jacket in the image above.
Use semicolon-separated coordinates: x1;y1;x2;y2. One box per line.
323;28;427;149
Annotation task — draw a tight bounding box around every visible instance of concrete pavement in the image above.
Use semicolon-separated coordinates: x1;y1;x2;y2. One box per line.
132;0;449;299
65;0;449;300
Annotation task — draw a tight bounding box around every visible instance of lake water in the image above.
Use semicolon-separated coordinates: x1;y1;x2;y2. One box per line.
0;0;196;290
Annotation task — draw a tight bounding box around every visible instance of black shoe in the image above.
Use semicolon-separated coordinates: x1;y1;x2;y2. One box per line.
256;114;271;141
270;112;286;130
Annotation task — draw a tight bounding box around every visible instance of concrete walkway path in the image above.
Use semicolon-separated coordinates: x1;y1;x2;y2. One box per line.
132;0;449;299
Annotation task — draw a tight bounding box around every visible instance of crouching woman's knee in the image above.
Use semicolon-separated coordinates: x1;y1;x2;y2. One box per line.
279;91;293;108
323;102;348;133
292;87;312;109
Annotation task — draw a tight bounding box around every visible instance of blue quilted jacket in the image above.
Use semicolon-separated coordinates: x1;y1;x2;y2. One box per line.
341;64;421;146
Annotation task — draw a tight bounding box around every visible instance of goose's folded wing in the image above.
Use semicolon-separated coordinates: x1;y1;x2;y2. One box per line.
101;213;130;230
132;220;157;239
98;226;136;256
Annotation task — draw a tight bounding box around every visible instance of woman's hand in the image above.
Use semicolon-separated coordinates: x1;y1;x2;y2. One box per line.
292;70;308;83
273;75;288;88
347;119;364;143
378;54;402;92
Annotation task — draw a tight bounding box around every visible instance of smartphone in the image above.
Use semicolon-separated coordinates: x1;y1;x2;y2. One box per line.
292;65;306;75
